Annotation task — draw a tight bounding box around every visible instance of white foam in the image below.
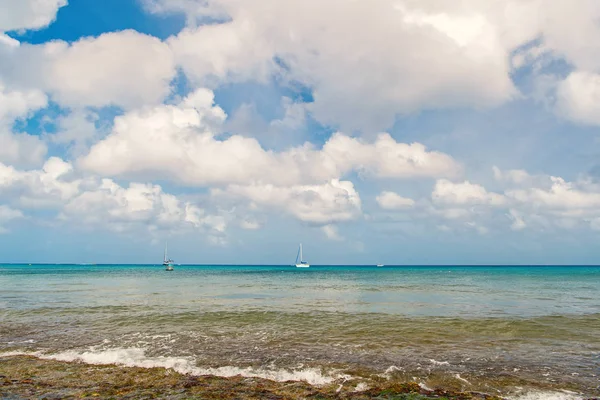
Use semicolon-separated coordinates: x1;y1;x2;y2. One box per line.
2;348;342;386
0;350;38;357
454;374;470;384
353;382;369;392
429;358;450;366
508;391;584;400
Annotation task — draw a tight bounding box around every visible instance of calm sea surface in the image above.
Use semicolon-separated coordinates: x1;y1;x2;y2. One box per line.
1;265;599;398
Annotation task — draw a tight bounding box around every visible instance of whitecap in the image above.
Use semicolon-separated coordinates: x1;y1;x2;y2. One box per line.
1;348;345;386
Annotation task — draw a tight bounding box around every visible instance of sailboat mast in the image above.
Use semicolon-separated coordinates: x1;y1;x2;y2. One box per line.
300;243;303;262
164;242;168;262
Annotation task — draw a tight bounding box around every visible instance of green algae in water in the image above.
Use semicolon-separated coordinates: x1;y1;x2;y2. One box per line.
0;356;512;400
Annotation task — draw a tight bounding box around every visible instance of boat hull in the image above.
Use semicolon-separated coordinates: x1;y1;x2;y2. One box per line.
295;264;310;268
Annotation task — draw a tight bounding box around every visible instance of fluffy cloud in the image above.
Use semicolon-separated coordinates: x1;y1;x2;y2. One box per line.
0;158;227;237
376;191;415;210
0;157;82;208
145;0;600;131
322;133;462;180
432;179;506;206
493;168;600;231
61;179;227;235
506;177;600;218
375;170;600;234
0;84;47;121
0;84;48;167
0;132;47;168
556;71;600;126
81;88;461;186
1;30;176;109
214;179;361;225
142;0;227;23
160;0;522;130
0;0;66;32
49;109;101;156
168;22;273;86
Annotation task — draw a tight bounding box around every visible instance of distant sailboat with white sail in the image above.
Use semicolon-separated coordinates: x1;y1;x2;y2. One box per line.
163;242;174;271
295;243;309;268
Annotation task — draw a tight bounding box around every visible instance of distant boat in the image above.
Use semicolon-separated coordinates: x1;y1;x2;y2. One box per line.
295;243;310;268
163;242;174;271
376;264;384;267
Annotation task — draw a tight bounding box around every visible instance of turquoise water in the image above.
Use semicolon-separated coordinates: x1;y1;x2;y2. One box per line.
1;264;599;396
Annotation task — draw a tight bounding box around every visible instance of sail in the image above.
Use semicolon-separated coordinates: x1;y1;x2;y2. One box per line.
164;242;168;263
295;244;301;264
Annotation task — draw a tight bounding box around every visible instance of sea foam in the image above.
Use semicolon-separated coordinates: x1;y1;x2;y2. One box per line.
0;348;344;386
508;390;584;400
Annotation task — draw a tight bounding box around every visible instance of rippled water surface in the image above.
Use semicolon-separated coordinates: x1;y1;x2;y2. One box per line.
1;264;599;397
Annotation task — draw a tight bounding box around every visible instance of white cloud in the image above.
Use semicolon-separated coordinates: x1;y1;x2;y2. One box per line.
161;0;520;130
1;30;176;109
214;179;361;225
224;97;309;149
556;71;600;126
376;191;415;210
61;179;226;235
322;133;462;180
145;0;600;131
490;167;600;231
0;131;47;168
142;0;227;24
507;209;526;231
239;219;261;230
0;157;81;208
0;83;47;121
0;84;48;167
493;166;531;185
432;179;506;206
47;30;176;109
48;109;100;156
0;33;20;48
0;0;66;32
506;176;600;217
80;88;461;186
168;22;274;86
0;157;227;238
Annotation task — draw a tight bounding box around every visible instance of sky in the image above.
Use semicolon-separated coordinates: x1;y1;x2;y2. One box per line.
1;0;600;264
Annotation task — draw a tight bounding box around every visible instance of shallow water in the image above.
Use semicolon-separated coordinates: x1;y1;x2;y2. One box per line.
1;265;599;397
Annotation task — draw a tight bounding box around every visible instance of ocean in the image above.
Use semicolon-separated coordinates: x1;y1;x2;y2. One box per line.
1;264;599;399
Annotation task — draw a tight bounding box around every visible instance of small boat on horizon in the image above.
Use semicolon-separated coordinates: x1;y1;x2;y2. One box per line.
376;264;384;267
295;243;310;268
163;242;174;271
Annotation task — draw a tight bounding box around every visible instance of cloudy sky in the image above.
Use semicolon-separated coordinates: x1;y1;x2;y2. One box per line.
1;0;600;264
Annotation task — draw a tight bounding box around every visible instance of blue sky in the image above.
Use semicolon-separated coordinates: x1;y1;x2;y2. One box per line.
1;0;600;264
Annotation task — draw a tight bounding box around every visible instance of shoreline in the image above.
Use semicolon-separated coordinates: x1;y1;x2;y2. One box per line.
0;355;502;399
1;355;596;400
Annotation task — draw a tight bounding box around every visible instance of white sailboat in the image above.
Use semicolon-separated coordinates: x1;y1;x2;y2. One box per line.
295;243;310;268
163;242;174;271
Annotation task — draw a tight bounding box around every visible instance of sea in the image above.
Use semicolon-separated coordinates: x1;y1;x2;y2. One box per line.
1;264;599;399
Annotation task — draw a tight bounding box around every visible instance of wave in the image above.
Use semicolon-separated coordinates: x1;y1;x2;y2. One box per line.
0;348;347;386
0;350;588;399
